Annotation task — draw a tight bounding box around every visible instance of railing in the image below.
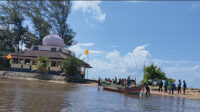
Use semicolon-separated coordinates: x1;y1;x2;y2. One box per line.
50;67;61;71
31;65;37;70
23;65;30;69
11;64;21;68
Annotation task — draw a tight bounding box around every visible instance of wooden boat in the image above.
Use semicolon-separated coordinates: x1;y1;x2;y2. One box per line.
101;81;143;95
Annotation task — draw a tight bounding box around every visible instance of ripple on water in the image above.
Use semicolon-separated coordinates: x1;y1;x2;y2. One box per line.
0;78;200;112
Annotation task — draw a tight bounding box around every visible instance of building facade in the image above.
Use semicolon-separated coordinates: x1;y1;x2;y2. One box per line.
7;32;91;78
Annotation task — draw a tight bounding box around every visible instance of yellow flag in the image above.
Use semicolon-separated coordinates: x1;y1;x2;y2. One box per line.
85;49;89;55
6;54;12;59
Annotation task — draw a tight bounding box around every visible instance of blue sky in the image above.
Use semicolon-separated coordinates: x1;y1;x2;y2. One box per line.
68;1;200;88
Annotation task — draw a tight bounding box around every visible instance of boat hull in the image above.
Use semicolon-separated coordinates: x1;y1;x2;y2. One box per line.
101;81;143;95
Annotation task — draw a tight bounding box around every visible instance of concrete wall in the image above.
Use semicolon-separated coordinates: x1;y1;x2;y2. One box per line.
0;71;66;82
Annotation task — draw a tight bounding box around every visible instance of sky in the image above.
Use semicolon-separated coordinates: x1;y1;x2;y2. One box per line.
67;1;200;88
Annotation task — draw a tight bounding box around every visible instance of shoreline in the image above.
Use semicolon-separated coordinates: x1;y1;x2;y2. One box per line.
0;71;199;101
149;86;200;101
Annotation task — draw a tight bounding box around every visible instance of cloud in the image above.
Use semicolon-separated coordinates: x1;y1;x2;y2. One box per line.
69;43;200;88
151;59;200;88
68;43;103;59
72;1;106;22
80;43;95;47
190;4;200;10
89;44;151;81
110;45;117;48
90;50;102;54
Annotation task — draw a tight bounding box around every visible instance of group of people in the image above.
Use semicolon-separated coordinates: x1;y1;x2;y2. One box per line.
158;79;187;95
100;76;133;87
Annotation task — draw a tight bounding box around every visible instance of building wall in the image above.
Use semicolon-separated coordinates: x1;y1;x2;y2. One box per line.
0;71;66;81
31;45;71;55
9;58;86;77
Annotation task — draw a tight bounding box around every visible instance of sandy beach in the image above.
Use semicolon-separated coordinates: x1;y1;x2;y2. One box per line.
79;82;200;100
146;86;200;100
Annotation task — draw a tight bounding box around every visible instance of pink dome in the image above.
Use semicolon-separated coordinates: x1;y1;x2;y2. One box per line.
42;32;64;48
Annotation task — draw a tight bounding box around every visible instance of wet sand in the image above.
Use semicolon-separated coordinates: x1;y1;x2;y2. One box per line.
147;86;200;100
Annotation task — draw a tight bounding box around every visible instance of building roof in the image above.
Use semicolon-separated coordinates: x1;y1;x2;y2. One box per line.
3;50;92;68
11;50;68;59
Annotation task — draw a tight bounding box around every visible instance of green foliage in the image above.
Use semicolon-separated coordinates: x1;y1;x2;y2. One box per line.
45;0;76;46
168;78;176;85
0;1;35;51
143;73;150;83
0;28;15;55
143;64;167;84
0;0;75;52
19;0;76;47
35;56;50;74
62;56;82;77
0;58;10;70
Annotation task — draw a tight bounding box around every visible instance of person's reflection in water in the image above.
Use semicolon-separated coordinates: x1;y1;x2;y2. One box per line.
98;87;100;91
177;97;181;112
182;98;185;112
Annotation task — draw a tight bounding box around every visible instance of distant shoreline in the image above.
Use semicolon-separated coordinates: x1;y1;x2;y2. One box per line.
0;71;199;101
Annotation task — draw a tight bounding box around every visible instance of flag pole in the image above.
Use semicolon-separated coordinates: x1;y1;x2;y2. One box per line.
87;54;89;79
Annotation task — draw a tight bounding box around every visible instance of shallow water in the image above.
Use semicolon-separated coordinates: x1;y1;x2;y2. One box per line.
0;78;200;112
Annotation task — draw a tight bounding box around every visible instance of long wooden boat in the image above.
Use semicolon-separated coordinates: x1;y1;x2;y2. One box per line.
101;81;143;95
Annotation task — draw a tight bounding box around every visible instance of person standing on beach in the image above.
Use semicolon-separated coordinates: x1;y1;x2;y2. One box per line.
159;80;163;92
177;80;182;94
169;82;175;95
183;80;187;95
164;79;168;93
144;83;150;96
98;77;101;88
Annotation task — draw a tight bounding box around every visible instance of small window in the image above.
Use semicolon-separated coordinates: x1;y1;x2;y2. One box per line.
12;59;18;64
51;61;56;67
25;59;30;65
51;48;57;52
33;46;39;50
59;48;62;53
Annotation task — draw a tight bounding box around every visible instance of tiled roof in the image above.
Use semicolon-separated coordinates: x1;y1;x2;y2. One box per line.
10;50;92;68
11;50;69;59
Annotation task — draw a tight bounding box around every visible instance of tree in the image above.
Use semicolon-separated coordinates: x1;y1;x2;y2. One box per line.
168;78;176;85
0;0;76;49
35;56;50;80
0;1;35;50
0;27;14;70
62;56;82;81
18;0;51;46
45;0;76;46
143;64;167;84
19;0;76;47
